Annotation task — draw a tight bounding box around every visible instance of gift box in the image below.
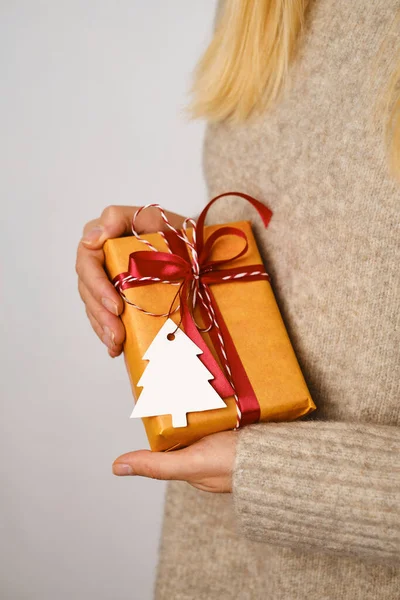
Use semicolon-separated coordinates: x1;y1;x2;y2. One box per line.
104;194;316;451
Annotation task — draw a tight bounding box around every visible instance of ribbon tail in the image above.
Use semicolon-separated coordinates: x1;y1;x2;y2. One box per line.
200;285;261;426
196;192;273;255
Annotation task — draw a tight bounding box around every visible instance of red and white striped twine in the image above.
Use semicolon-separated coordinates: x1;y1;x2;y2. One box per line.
201;283;242;428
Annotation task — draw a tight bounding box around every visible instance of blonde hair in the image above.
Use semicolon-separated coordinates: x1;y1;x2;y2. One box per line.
190;0;400;179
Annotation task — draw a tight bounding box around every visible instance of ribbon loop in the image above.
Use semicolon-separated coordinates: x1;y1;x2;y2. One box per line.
199;226;249;270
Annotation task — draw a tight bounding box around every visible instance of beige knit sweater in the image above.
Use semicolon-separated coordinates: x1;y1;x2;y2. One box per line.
155;1;400;598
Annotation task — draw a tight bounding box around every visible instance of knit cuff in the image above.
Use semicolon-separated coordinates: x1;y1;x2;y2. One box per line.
232;421;400;564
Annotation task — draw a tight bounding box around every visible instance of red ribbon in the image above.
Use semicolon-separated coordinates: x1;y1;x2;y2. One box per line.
113;192;273;427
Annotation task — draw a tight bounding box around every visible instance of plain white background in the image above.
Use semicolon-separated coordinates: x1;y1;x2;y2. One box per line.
0;2;217;598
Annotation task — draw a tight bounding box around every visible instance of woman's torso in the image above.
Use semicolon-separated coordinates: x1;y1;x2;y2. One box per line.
156;1;400;598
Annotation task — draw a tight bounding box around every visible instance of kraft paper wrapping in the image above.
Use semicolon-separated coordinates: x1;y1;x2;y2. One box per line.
104;221;316;451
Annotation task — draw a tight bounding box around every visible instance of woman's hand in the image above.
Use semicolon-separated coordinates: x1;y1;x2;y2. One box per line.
76;205;187;357
76;206;237;493
112;430;238;493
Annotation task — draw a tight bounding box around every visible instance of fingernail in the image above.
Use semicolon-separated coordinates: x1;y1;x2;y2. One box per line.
82;226;104;245
102;325;115;348
113;463;134;476
102;297;119;316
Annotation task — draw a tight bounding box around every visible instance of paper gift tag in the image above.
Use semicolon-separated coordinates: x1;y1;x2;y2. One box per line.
130;318;227;428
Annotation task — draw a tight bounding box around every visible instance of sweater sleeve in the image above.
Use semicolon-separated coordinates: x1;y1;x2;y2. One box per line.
232;420;400;565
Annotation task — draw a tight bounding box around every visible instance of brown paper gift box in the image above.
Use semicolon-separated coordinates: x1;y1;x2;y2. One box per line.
104;220;316;451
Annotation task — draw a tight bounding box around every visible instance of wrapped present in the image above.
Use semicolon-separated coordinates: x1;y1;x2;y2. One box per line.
104;192;316;451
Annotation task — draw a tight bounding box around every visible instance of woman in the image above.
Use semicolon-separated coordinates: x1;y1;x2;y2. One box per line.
76;1;400;598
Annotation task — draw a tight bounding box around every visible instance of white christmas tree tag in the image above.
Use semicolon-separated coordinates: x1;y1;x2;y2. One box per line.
130;318;227;428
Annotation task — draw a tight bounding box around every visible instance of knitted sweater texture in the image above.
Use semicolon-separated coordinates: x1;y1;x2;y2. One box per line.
155;1;400;598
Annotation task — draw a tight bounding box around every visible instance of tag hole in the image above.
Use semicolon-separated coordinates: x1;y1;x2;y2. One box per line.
167;333;175;341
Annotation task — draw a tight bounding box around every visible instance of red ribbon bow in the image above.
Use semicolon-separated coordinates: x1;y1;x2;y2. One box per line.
113;192;273;427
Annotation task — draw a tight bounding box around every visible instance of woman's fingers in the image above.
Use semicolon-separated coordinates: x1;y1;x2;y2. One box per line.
85;307;104;341
77;204;187;357
76;244;124;316
79;280;125;353
85;309;123;358
81;206;137;250
76;242;125;357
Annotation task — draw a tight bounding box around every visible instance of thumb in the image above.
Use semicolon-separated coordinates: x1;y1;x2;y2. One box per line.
81;205;186;250
112;448;196;482
81;205;138;249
